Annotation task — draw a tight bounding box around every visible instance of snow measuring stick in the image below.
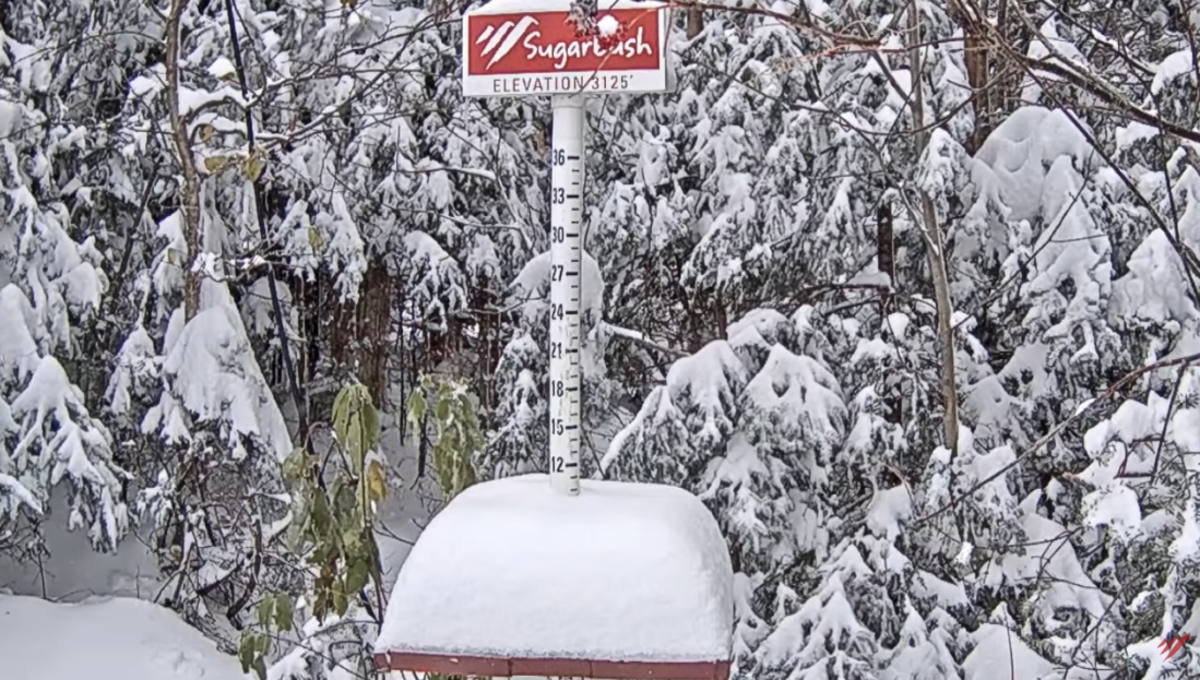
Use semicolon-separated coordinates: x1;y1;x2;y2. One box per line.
461;0;672;495
549;95;586;495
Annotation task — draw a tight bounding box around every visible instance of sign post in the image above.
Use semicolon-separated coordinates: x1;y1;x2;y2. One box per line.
462;0;672;496
547;94;586;496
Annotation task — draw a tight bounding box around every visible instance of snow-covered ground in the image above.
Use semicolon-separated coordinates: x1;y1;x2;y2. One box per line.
0;400;436;679
0;491;161;602
0;594;251;680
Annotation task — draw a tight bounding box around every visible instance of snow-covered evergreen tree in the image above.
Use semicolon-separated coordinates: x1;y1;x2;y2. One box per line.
1;13;130;554
9;1;1200;679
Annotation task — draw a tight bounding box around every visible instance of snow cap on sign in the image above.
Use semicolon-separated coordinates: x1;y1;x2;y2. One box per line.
376;474;734;663
468;0;666;15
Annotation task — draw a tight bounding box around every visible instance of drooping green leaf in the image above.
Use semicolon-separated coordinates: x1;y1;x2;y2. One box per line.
274;593;294;632
406;387;426;431
345;557;370;597
342;525;363;555
287;492;311;552
255;596;275;627
310;491;332;537
256;632;272;657
281;446;311;483
331;385;353;441
333;584;348;617
366;459;387;501
238;633;256;674
333;384;381;473
360;399;380;452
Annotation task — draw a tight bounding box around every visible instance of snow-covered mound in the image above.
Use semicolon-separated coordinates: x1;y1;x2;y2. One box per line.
376;474;734;663
0;594;249;680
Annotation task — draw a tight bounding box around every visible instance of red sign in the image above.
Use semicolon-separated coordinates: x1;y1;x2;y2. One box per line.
465;9;662;75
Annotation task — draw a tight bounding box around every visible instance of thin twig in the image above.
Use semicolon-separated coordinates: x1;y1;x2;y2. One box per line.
224;0;310;440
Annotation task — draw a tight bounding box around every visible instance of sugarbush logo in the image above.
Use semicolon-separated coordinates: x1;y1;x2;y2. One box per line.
475;16;539;69
474;14;653;71
1159;634;1192;660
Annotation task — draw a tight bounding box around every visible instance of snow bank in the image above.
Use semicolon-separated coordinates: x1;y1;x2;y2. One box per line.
0;594;249;680
376;474;734;663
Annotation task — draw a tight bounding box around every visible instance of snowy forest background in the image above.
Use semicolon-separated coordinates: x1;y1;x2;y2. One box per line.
3;0;1200;678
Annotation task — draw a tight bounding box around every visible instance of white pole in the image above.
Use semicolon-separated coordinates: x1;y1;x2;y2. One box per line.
548;94;585;496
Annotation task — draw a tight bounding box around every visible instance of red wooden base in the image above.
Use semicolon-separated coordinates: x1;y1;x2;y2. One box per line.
373;652;730;680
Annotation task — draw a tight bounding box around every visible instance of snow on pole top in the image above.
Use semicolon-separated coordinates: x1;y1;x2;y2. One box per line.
374;474;734;678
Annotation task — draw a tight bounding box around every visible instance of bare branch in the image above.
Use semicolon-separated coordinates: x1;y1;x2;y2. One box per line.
163;0;203;320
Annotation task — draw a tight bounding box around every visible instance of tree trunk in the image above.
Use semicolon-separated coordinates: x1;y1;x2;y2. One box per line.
876;203;895;290
908;0;960;455
948;0;993;154
686;8;704;39
164;0;202;321
331;260;394;406
357;262;393;405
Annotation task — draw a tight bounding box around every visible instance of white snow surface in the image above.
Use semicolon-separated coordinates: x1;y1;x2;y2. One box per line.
0;594;249;680
206;57;236;79
377;474;734;663
964;622;1110;679
1151;48;1194;95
